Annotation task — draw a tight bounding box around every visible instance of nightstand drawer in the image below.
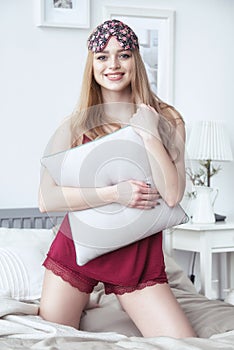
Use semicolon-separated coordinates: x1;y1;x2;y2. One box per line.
210;231;234;249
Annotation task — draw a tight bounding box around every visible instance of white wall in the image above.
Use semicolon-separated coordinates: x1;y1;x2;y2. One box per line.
1;0;234;213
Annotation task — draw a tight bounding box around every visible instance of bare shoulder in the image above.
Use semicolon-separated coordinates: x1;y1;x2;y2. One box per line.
166;107;186;142
167;107;184;124
160;102;184;126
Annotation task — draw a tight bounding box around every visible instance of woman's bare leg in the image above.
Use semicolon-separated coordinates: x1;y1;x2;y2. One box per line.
39;269;90;329
117;283;196;338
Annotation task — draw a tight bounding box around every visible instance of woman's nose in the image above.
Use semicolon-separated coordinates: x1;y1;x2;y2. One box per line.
109;57;120;69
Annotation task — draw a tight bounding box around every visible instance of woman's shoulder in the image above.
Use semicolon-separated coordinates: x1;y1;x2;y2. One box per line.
158;101;184;127
169;108;184;126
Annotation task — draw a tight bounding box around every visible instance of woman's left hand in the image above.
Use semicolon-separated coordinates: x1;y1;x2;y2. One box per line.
130;104;161;141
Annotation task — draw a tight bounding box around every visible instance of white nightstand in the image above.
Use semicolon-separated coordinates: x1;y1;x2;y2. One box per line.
164;222;234;299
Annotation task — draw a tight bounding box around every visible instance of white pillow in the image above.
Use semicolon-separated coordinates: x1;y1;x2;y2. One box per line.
42;126;188;266
0;228;54;300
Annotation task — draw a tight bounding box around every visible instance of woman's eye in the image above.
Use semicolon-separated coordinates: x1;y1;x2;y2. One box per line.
120;53;131;59
96;55;107;61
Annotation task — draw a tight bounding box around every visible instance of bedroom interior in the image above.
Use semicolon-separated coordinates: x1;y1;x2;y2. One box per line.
1;0;234;349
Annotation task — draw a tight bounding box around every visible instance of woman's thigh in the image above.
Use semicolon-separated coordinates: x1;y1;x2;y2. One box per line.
117;283;196;338
39;269;90;329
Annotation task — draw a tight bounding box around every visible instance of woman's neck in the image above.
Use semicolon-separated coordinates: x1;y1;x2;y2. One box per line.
101;87;135;126
103;102;135;127
101;87;133;104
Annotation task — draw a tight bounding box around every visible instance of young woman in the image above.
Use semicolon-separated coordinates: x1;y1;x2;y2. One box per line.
39;19;196;338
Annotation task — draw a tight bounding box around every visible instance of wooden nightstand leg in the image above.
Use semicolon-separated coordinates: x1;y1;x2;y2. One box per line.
200;244;213;299
221;253;229;296
225;252;234;293
229;252;234;290
163;228;173;256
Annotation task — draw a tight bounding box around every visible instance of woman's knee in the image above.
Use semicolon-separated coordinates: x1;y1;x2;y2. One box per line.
117;283;196;338
39;269;90;328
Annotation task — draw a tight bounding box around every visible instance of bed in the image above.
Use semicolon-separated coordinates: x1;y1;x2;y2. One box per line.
1;207;234;350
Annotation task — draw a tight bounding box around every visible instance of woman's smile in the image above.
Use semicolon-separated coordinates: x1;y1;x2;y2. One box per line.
105;72;125;81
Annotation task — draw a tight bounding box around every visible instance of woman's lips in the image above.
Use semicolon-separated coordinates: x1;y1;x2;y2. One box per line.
105;73;124;81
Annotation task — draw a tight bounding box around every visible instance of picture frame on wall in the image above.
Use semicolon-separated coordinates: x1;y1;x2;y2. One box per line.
37;0;90;28
103;6;175;104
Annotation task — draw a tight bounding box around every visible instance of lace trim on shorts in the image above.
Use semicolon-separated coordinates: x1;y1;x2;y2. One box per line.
43;257;168;296
43;256;97;294
104;278;168;295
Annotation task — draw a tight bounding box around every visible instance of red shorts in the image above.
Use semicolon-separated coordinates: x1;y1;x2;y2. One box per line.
43;215;168;295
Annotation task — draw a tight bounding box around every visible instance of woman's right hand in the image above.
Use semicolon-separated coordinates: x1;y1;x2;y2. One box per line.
114;180;160;209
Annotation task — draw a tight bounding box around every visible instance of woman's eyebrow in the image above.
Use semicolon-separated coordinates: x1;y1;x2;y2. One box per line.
95;49;130;54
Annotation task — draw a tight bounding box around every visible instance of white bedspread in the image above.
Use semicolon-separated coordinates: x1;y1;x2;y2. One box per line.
1;292;234;350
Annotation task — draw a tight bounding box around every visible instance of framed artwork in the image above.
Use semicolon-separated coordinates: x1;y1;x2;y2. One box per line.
37;0;90;28
103;6;175;103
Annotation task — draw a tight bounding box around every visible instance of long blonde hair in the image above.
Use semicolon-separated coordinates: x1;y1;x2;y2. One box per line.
70;48;183;154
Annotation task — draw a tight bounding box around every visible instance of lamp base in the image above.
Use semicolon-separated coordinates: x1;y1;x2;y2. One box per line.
215;213;226;222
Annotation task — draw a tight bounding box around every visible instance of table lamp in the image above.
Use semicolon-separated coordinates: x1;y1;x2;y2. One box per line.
187;120;233;223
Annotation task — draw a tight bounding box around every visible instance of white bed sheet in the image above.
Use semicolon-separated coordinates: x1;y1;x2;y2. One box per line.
1;255;234;350
0;294;234;350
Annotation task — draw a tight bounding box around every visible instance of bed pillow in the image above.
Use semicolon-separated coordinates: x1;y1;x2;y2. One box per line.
41;126;188;266
0;227;54;300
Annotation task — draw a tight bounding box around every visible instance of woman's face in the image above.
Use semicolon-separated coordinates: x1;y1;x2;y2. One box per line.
92;36;133;96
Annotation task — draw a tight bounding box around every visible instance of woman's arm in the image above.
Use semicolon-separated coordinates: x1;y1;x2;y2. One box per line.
39;168;119;213
142;123;185;207
39;170;159;213
130;105;186;207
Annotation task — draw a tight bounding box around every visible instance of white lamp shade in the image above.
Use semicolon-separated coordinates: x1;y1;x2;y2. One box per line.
187;121;233;161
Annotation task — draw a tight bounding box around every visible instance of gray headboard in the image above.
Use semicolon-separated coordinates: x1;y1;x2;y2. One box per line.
0;207;65;229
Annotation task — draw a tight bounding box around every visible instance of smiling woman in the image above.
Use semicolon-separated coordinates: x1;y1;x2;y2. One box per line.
39;19;196;338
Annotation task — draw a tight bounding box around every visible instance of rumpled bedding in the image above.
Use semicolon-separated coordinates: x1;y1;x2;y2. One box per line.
1;255;234;350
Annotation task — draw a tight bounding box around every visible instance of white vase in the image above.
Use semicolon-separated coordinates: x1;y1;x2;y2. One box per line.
192;186;217;224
